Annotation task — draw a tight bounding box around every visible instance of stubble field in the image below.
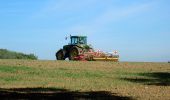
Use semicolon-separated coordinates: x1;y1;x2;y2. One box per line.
0;59;169;100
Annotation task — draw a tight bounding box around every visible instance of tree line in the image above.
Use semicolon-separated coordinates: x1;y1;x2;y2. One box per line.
0;49;38;60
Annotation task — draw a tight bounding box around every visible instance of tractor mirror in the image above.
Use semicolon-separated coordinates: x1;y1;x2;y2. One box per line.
65;37;67;40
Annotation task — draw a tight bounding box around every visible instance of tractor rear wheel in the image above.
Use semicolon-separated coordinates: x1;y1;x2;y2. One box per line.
56;49;65;60
69;47;79;60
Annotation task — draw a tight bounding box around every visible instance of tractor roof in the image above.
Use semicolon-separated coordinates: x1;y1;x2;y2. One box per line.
71;36;87;38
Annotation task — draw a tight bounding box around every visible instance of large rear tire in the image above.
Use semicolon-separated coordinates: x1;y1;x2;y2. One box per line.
56;49;65;60
69;47;79;60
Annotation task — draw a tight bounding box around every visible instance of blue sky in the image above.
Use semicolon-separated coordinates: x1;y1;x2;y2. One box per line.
0;0;170;62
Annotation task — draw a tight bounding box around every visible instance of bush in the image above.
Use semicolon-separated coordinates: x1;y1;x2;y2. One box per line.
0;49;38;60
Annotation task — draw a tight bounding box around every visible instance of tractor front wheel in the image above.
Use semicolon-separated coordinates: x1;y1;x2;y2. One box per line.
56;49;65;60
69;47;79;60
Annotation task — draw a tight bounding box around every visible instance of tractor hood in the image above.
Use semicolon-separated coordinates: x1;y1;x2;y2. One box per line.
78;44;93;50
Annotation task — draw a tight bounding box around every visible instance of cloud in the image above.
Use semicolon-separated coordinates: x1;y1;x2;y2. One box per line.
68;2;154;35
31;0;98;19
29;0;155;36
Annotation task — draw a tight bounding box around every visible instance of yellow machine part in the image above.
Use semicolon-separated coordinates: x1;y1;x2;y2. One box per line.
93;57;119;62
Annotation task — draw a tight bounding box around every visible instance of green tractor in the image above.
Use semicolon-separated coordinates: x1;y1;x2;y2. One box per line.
56;36;92;60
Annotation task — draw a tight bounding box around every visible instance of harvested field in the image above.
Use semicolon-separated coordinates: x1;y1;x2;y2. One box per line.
0;59;170;100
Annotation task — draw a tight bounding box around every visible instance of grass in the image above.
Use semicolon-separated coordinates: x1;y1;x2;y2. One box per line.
0;65;129;89
0;59;170;100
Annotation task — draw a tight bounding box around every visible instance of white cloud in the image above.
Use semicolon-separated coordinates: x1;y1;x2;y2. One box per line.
31;0;98;19
29;1;155;37
68;2;154;35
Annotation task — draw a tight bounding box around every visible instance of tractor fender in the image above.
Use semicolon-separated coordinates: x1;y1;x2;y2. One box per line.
70;46;83;54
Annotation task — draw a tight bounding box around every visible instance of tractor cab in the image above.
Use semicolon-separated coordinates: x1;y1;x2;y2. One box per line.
70;36;87;45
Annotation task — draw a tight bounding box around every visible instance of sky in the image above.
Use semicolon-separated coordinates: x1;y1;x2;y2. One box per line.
0;0;170;62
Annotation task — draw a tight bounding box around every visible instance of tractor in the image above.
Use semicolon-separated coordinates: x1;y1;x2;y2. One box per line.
56;35;119;61
56;36;93;60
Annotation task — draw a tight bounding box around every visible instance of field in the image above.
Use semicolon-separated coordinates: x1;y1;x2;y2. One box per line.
0;59;170;100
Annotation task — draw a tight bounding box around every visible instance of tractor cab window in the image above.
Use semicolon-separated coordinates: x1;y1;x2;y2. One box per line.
79;37;87;44
71;37;78;44
71;37;87;45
